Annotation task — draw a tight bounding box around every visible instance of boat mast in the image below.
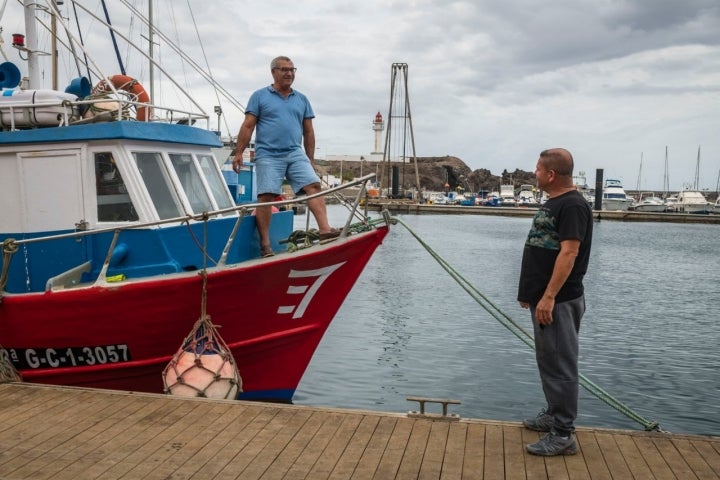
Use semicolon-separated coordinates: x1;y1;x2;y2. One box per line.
23;0;41;88
148;0;154;104
693;145;701;190
636;152;643;191
663;146;669;198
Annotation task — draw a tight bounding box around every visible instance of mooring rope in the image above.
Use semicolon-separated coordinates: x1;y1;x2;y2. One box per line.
393;216;662;432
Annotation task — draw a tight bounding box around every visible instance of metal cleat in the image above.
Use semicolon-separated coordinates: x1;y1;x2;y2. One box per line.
407;396;461;422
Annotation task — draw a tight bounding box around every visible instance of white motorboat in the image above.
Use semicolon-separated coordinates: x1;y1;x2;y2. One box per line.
517;184;538;207
676;190;712;214
634;193;666;213
601;179;632;211
499;184;517;207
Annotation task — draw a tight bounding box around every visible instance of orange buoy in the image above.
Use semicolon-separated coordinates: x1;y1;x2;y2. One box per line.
92;75;151;121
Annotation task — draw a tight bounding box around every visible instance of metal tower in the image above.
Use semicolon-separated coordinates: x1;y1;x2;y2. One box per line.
381;63;421;199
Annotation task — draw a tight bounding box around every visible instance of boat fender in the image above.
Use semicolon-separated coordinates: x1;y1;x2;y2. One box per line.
163;316;241;399
92;75;151;121
109;243;129;267
0;62;21;89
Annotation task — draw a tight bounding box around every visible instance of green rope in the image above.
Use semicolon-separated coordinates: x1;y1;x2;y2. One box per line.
393;216;662;432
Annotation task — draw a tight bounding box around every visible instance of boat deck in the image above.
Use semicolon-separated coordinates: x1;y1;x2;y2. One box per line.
0;383;718;479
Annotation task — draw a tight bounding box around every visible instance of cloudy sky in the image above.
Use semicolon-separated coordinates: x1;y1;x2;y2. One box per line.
2;0;719;191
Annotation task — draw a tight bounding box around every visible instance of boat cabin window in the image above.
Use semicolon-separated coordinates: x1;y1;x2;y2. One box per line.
197;154;235;210
169;153;213;214
95;152;139;221
133;151;183;220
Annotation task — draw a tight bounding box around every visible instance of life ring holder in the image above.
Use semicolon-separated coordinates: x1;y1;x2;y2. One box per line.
92;75;151;121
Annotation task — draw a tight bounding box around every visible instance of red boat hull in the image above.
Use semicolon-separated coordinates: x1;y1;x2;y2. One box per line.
0;227;388;402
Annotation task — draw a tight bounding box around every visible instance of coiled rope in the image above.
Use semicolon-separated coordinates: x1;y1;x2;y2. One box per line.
393;216;662;432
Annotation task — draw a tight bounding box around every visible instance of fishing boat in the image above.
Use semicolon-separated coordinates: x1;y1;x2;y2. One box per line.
0;1;390;402
601;179;632;211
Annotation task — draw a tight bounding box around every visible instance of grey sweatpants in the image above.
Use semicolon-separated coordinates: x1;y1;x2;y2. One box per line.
530;295;585;436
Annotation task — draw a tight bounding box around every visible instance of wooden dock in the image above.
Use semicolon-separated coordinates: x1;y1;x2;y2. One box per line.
0;383;718;479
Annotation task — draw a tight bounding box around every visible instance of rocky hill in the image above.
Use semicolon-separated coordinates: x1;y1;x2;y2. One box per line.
316;156;536;193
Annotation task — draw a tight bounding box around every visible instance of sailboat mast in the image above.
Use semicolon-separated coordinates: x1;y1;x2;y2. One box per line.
663;146;669;197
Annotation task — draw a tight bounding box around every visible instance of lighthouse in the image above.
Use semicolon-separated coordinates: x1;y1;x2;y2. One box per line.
372;111;384;155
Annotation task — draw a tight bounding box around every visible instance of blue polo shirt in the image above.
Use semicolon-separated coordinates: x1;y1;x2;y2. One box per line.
245;85;315;158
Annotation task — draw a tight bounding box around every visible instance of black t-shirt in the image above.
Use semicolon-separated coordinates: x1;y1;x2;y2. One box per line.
517;190;593;305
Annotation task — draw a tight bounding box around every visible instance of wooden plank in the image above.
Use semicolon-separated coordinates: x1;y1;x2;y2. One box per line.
211;407;299;479
653;436;699;480
633;436;675;480
502;425;527;480
349;415;398;480
166;404;267;480
87;398;205;479
692;439;720;477
371;416;414;480
672;438;719;480
575;431;612;480
522;429;549;480
132;402;240;480
461;422;485;480
5;390;129;479
594;432;633;479
439;422;467;480
0;389;107;472
303;412;364;479
612;434;654;479
230;408;314;480
330;414;382;479
259;410;328;480
395;419;432;479
417;421;450;480
563;434;591;480
282;411;346;479
483;423;505;479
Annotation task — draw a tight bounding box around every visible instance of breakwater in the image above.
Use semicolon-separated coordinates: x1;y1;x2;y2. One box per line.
365;201;720;224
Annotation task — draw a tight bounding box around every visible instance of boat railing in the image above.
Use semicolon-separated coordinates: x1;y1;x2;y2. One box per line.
1;174;383;293
0;96;211;131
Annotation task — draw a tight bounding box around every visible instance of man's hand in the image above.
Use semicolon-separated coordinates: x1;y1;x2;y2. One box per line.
232;152;243;173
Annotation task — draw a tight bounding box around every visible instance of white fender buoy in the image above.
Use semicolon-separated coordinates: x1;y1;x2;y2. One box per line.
163;316;241;399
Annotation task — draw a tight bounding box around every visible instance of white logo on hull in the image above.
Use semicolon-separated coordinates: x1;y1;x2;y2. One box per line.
277;262;346;319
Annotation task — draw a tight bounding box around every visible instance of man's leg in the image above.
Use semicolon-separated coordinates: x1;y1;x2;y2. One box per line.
302;183;334;234
531;295;584;435
255;193;275;255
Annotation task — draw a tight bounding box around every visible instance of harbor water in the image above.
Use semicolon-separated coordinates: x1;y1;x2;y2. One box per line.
294;205;720;436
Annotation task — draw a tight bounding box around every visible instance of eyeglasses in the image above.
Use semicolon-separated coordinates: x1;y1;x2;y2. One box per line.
274;67;297;73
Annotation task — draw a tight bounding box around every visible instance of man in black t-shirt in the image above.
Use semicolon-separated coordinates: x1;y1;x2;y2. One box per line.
518;148;593;456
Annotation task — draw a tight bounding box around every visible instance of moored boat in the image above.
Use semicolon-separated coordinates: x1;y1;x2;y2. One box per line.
634;192;667;213
601;179;632;211
0;1;390;402
676;189;712;214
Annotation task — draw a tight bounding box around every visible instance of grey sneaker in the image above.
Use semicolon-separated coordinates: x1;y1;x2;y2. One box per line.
523;409;554;432
526;432;578;456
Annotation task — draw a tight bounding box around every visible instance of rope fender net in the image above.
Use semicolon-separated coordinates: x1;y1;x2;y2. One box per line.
393;216;662;432
162;314;241;400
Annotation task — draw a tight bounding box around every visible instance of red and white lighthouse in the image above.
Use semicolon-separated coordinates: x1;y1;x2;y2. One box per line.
372;111;384;155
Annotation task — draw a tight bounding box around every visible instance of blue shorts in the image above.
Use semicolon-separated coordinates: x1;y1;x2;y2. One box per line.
255;149;320;196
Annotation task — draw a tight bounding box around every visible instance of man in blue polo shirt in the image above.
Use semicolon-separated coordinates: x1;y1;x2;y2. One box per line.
232;56;338;257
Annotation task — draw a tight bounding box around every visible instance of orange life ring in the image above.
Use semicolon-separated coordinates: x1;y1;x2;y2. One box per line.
93;74;151;121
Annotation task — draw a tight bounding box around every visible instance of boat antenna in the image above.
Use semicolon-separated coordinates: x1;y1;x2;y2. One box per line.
100;0;126;75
